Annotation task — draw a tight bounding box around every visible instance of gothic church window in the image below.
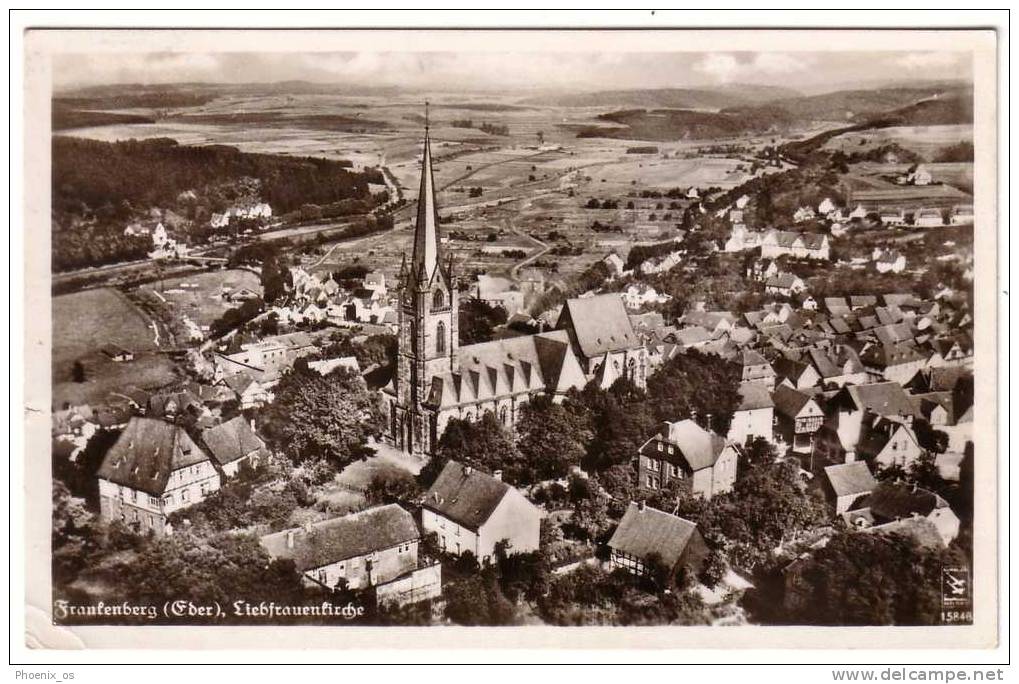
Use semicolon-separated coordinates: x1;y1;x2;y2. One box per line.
436;321;447;354
433;290;445;309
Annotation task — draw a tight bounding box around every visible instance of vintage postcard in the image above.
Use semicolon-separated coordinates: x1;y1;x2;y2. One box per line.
21;26;999;651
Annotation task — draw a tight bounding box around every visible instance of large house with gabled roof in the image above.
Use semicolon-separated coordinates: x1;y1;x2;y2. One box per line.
636;419;739;499
97;417;220;535
420;461;540;563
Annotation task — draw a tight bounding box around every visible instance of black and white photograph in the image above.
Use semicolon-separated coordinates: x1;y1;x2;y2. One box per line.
14;16;1003;662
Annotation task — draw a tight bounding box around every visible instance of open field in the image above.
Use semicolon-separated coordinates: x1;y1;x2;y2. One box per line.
850;161;974;195
52;288;179;407
846;183;971;210
135;268;262;335
59;90;823;310
822;124;972;161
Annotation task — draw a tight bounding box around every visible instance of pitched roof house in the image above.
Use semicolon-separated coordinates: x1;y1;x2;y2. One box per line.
822;461;878;514
421;461;540;563
97;417;220;535
608;502;709;582
201;416;270;478
728;381;776;446
260;504;440;605
772;384;824;452
638;419;739;499
556;294;649;387
843;482;960;546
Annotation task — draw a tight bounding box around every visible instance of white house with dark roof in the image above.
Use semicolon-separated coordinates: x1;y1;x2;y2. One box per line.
637;419;739;499
772;384;824;452
765;273;806;296
421;461;540;564
260;504;441;606
857;418;923;470
97;417;220;535
861;342;927;384
826;381;920;460
728;382;776;446
739;349;776;388
914;207;945;227
842;481;959;546
608;502;709;580
760;230;830;261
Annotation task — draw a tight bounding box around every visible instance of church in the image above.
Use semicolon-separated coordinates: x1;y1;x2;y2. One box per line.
383;121;648;456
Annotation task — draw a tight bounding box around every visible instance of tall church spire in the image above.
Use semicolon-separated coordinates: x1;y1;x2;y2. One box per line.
412;101;441;283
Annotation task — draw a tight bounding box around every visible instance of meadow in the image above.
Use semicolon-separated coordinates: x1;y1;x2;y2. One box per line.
52;288;178;407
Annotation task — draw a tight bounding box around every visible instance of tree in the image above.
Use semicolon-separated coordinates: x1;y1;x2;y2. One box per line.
262;366;384;469
458;297;508;345
681;461;827;572
515;395;593;483
756;187;774;225
425;412;522;485
52;482;98;587
915;419;949;454
740;436;778;472
364;468;422;507
71;360;86;383
645;349;741;435
125;531;304;616
779;530;966;625
444;571;517;626
260;248;289;304
574;379;658;472
908;451;947;493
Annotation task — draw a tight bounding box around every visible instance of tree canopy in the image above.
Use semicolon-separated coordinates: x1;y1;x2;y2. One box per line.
458;297;508;345
646;349;741;435
262;366;384;469
779;530;967;625
514;395;594;484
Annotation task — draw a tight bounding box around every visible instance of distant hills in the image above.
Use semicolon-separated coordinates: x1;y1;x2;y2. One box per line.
522;84;801;110
569;107;795;142
725;84;974;124
559;83;973;142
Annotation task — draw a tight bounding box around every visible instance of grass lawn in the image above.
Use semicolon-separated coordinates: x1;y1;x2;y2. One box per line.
136;268;261;329
315;441;425;516
52;288;180;407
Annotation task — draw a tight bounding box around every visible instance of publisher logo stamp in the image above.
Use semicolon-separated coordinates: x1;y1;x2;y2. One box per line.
941;566;972;624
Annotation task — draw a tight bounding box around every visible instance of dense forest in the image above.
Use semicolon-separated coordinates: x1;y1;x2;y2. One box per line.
51;136;383;271
574;107;796;141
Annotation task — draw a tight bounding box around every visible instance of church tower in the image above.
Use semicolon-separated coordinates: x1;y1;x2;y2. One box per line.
393;105;458;454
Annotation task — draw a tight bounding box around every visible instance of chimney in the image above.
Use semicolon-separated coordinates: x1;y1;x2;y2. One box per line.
286;530;295;549
464;465;472;476
638;500;646;511
250;417;256;431
493;469;502;482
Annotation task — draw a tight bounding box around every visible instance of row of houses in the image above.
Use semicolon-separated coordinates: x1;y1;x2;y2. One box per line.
725;226;831;261
275;267;398;330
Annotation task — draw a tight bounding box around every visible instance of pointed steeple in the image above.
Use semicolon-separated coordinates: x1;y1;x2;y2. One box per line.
412;101;441;283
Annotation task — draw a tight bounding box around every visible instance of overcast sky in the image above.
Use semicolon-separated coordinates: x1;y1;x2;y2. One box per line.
53;50;972;93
